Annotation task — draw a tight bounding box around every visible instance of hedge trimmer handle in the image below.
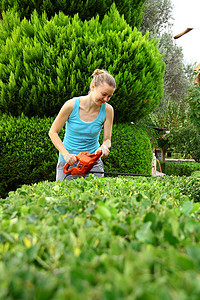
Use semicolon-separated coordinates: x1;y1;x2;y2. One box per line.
63;162;75;174
63;151;102;175
63;155;79;174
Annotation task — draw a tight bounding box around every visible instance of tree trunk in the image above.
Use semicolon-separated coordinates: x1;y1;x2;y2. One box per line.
161;146;166;161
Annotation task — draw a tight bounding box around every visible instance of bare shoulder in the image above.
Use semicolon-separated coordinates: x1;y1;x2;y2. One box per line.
105;103;114;113
62;98;75;112
105;103;114;123
57;98;75;119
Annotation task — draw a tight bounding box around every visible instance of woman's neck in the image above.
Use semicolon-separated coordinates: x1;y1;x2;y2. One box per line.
80;94;99;112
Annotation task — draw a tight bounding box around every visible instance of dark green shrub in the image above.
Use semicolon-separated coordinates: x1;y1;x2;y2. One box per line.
0;114;60;198
0;0;145;28
0;115;152;198
158;161;200;176
102;123;152;175
0;7;165;123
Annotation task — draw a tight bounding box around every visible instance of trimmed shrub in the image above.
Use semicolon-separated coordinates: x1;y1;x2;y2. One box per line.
102;123;152;175
0;114;152;198
158;161;200;176
0;0;146;28
0;114;59;198
159;175;200;202
191;171;200;178
0;7;165;123
1;176;200;298
176;176;200;202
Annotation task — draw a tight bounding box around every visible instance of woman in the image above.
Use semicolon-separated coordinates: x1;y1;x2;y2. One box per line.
49;69;116;181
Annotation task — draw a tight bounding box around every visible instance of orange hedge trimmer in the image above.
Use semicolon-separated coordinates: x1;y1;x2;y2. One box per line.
63;151;151;177
63;151;102;175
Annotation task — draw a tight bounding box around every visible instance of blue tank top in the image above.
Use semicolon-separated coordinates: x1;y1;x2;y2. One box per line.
59;97;106;162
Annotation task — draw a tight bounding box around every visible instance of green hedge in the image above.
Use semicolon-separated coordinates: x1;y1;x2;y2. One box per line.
1;176;200;299
0;114;152;198
0;114;59;198
154;175;200;203
0;7;165;123
157;161;200;176
175;176;200;202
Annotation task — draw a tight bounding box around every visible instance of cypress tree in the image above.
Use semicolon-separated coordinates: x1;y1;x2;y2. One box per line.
0;5;165;123
0;0;145;28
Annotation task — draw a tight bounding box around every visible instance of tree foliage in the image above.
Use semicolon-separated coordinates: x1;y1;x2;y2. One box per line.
140;0;199;161
144;99;189;159
0;6;165;123
146;98;200;162
0;0;146;28
187;85;200;130
158;33;192;103
140;0;193;104
141;0;173;38
168;123;200;163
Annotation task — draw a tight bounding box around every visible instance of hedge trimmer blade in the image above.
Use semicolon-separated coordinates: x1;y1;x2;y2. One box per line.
174;28;193;39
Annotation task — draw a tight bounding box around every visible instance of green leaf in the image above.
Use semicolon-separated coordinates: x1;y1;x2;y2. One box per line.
112;224;128;236
26;244;39;261
164;229;179;246
192;202;200;213
175;254;195;271
27;214;38;223
38;196;46;206
110;240;125;255
186;245;200;270
181;201;193;215
142;199;151;208
144;212;157;231
54;205;67;215
135;222;155;244
96;203;111;220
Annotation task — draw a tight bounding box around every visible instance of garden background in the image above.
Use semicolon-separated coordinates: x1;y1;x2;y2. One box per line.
0;0;200;299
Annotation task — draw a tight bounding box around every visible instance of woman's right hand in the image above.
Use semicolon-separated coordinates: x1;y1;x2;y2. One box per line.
64;154;77;166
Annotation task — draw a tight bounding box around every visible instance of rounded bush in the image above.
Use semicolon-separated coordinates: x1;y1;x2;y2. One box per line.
0;6;165;123
0;114;59;198
102;123;152;175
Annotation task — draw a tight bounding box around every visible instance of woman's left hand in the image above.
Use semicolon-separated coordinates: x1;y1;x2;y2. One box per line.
95;144;110;158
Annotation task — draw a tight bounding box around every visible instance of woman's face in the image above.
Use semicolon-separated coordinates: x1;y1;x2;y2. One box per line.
91;82;115;105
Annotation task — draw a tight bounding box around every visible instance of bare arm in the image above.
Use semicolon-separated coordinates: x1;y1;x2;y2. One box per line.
95;104;114;157
49;99;77;165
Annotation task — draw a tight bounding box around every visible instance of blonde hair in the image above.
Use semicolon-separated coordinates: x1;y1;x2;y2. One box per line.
90;69;116;89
